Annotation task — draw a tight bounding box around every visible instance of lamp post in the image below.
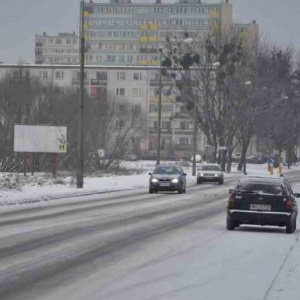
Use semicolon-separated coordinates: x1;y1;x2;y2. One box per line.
243;80;252;175
156;49;163;165
77;0;85;188
192;84;197;176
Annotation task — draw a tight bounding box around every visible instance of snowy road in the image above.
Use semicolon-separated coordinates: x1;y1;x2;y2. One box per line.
0;175;300;300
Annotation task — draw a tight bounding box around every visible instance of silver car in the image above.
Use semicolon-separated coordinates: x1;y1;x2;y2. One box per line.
197;163;224;184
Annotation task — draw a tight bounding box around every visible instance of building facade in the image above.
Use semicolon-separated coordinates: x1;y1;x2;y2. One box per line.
82;0;232;66
0;64;206;159
35;32;79;65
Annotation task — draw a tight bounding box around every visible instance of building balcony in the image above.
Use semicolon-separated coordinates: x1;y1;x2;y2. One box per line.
90;79;108;86
150;78;173;87
140;48;158;54
148;128;172;134
72;79;89;86
174;129;193;135
174;112;191;118
174;144;191;151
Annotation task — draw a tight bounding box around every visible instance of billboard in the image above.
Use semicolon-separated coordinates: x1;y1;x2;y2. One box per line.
14;125;67;153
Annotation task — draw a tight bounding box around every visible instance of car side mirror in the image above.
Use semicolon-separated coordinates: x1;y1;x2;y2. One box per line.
229;189;234;194
182;173;187;176
148;172;152;175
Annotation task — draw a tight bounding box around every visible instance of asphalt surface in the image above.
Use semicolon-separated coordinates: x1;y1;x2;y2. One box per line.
0;172;299;300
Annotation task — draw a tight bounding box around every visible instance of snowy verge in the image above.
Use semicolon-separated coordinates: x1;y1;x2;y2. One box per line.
0;162;297;206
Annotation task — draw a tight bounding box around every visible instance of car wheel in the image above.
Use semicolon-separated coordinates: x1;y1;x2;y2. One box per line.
197;178;202;184
178;184;183;194
149;188;153;194
286;219;295;234
154;190;158;194
226;216;235;230
219;179;224;185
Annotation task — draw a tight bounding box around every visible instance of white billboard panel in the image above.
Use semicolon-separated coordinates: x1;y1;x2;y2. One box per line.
14;125;67;153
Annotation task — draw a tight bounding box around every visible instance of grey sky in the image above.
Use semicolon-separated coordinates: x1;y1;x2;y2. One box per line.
0;0;299;63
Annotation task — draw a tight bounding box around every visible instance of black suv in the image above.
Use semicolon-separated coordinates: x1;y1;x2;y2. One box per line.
226;175;299;233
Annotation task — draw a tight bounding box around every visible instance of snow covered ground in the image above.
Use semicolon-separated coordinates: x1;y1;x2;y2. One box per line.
1;161;300;300
0;161;297;206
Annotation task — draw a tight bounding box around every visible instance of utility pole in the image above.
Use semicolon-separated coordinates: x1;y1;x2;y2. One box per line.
192;87;197;176
77;0;85;188
156;49;163;166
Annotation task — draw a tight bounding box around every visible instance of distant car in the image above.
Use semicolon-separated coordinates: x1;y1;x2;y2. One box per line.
232;153;241;162
197;163;224;184
226;174;299;233
149;164;187;194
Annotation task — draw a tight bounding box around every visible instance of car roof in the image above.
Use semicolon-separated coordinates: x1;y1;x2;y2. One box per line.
240;174;285;184
155;164;182;169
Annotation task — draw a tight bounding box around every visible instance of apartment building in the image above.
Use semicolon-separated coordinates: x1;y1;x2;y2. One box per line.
83;0;233;66
0;63;206;159
35;32;79;65
235;20;259;46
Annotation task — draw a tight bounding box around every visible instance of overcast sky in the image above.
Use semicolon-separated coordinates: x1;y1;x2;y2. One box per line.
0;0;299;63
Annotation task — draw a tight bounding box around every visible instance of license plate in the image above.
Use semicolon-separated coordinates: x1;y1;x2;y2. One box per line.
250;204;271;211
159;182;170;187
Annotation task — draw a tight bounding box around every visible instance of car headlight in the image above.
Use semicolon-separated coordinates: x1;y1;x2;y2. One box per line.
171;178;179;183
151;178;158;183
199;173;204;177
214;174;219;177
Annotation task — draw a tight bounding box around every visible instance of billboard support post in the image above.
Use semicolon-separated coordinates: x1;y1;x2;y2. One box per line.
23;153;27;176
52;153;57;177
31;153;35;176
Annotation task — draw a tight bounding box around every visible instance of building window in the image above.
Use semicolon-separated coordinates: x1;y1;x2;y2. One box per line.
132;88;142;97
116;119;125;128
55;71;64;80
162;121;171;129
150;104;158;112
133;104;141;112
118;104;125;112
133;72;142;80
179;137;189;145
66;39;71;44
117;72;126;80
180;121;189;130
115;88;125;96
39;71;48;79
106;55;115;62
55;39;62;44
96;71;107;80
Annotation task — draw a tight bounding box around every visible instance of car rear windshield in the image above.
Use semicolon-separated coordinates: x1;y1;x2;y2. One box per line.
153;166;179;175
202;165;220;171
238;182;284;195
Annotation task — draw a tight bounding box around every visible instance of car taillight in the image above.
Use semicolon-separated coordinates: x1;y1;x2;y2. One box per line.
286;197;293;211
228;193;235;209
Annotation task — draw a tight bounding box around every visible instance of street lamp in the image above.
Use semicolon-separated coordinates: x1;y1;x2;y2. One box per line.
156;49;163;166
243;80;252;174
77;0;85;188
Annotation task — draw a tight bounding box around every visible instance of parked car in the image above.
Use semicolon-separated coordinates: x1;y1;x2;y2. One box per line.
226;174;299;233
197;163;224;184
149;164;187;194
